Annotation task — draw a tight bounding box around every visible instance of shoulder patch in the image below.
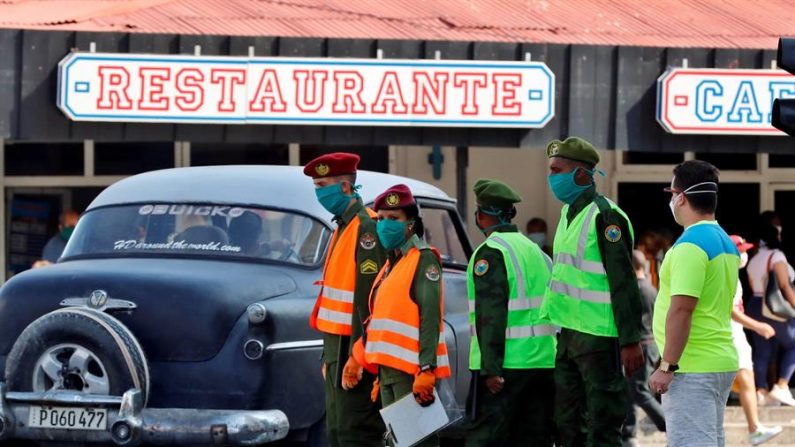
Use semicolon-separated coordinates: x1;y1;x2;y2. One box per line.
604;224;622;243
425;264;441;282
359;232;376;250
474;259;490;276
360;259;379;274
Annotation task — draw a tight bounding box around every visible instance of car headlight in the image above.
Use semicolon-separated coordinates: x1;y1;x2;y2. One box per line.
247;303;268;325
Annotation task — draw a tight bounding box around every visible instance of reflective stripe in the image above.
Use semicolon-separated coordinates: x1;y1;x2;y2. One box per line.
554;252;607;275
468;300;475;313
505;324;557;339
317;308;352;326
490;235;527;300
507;296;543;311
470;325;476;336
548;280;611;304
368;318;419;340
366;340;418;364
322;286;354;304
436;353;450;368
577;204;600;258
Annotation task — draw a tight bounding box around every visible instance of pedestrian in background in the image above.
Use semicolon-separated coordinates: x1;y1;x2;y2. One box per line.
540;136;643;447
41;209;79;263
746;224;795;407
729;235;782;445
650;160;738;447
465;179;556;447
525;217;552;256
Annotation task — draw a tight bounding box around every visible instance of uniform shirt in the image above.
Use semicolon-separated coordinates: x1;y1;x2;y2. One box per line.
377;234;442;384
322;199;386;363
565;187;642;347
471;224;515;377
653;220;739;373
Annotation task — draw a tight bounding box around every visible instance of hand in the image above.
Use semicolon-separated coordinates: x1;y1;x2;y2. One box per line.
485;376;505;394
341;356;363;390
621;343;644;377
371;377;380;403
755;323;776;340
412;370;436;407
321;363;327;380
648;369;674;395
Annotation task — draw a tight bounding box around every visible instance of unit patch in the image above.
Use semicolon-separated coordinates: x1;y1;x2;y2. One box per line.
385;193;400;207
360;259;379;275
425;264;441;282
474;259;490;276
604;225;622;243
359;232;377;250
315;163;330;176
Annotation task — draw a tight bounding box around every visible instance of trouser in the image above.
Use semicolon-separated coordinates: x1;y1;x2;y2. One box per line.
747;296;795;388
324;361;385;447
622;342;666;439
554;329;628;447
380;370;438;447
661;372;736;447
464;368;555;447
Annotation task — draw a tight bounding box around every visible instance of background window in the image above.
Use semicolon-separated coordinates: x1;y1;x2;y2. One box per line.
695;153;757;171
95;142;174;175
421;206;468;267
5;142;83;176
191;143;289;166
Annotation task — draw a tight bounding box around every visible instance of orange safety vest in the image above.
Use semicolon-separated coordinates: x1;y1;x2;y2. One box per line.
362;246;451;378
310;208;377;336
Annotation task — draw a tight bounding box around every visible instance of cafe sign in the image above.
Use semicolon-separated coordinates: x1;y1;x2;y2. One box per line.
57;52;555;128
657;67;795;135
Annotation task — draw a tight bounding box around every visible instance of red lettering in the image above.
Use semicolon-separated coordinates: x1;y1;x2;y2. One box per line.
137;67;170;111
453;73;488;115
210;69;246;113
332;71;366;114
249;69;287;113
412;72;449;115
371;71;408;114
175;68;204;112
492;73;522;116
96;66;132;110
293;70;327;113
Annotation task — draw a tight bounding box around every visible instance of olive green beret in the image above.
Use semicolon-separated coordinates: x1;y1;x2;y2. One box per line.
473;178;522;209
546;136;600;166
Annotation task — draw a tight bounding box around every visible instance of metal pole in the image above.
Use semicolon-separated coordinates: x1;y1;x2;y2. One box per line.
456;146;469;222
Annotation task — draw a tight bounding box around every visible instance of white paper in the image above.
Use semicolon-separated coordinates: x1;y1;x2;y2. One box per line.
379;389;450;447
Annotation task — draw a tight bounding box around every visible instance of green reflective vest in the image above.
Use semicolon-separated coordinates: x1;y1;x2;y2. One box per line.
468;232;557;370
541;197;634;338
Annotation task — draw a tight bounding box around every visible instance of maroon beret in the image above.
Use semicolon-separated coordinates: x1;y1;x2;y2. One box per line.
374;184;416;211
303;152;360;178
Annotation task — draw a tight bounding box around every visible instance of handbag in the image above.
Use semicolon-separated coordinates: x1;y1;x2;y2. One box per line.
762;250;795;321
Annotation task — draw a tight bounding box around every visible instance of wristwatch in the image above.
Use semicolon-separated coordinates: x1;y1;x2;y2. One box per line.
659;360;679;373
420;364;435;373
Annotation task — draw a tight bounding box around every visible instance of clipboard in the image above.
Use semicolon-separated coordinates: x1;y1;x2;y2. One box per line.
379;384;463;447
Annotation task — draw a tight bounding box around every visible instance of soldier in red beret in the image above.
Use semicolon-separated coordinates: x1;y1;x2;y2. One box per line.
304;152;386;447
352;184;451;447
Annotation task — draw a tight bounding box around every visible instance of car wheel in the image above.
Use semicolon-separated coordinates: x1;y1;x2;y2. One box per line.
5;308;150;404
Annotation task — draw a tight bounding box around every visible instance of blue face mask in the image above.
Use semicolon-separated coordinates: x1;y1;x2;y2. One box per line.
376;219;410;250
315;183;356;216
548;168;594;205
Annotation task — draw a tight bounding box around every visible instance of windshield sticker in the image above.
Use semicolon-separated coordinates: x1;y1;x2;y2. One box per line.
114;239;242;253
138;205;245;218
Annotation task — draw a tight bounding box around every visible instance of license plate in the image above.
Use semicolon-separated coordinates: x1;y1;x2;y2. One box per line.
28;406;108;431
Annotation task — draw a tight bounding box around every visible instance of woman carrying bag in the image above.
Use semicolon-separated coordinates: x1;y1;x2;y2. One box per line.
747;224;795;406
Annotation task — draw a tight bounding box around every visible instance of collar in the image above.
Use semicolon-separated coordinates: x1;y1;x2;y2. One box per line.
489;224;519;235
685;219;718;230
567;186;597;219
334;198;363;225
399;234;422;257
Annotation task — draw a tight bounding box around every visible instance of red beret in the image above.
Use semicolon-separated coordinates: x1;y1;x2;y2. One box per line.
303;152;360;178
374;184;416;211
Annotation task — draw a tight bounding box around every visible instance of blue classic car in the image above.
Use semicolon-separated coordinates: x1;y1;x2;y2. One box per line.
0;166;473;446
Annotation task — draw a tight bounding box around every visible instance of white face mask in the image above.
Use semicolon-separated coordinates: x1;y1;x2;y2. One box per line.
740;251;749;269
669;193;681;224
527;232;547;247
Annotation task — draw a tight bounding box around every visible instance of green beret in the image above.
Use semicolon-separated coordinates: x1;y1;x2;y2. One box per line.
546;136;600;166
473;178;522;209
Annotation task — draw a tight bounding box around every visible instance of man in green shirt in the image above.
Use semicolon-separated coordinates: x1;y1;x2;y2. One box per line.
465;179;556;447
540;136;643;447
649;160;739;447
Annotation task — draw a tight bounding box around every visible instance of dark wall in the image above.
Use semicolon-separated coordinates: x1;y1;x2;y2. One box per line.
0;29;793;153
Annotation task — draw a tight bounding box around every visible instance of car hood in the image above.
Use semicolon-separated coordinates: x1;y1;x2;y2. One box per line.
0;258;299;362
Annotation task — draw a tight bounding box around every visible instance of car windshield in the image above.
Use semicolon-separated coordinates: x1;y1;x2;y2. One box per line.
62;203;332;266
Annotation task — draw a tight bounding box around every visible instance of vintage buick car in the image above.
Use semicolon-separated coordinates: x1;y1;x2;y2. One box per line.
0;165;473;446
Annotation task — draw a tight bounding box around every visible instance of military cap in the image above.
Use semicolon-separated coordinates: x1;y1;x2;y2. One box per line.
374;184;416;211
303;152;360;178
473;178;522;209
546;136;600;166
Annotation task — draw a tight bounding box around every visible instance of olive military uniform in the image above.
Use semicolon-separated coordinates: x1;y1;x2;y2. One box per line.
323;199;387;447
376;234;442;447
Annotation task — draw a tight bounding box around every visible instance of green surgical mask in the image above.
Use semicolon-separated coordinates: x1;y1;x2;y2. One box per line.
60;226;75;241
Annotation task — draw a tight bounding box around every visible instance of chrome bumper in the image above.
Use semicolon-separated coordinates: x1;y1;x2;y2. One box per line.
0;382;289;445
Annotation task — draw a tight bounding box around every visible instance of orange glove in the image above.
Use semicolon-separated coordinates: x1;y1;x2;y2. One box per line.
412;370;436;407
371;377;380;403
341;356;363;390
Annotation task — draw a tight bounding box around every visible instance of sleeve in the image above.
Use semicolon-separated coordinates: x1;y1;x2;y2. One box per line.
596;209;642;346
472;247;509;377
668;243;708;298
412;250;443;368
350;215;387;355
